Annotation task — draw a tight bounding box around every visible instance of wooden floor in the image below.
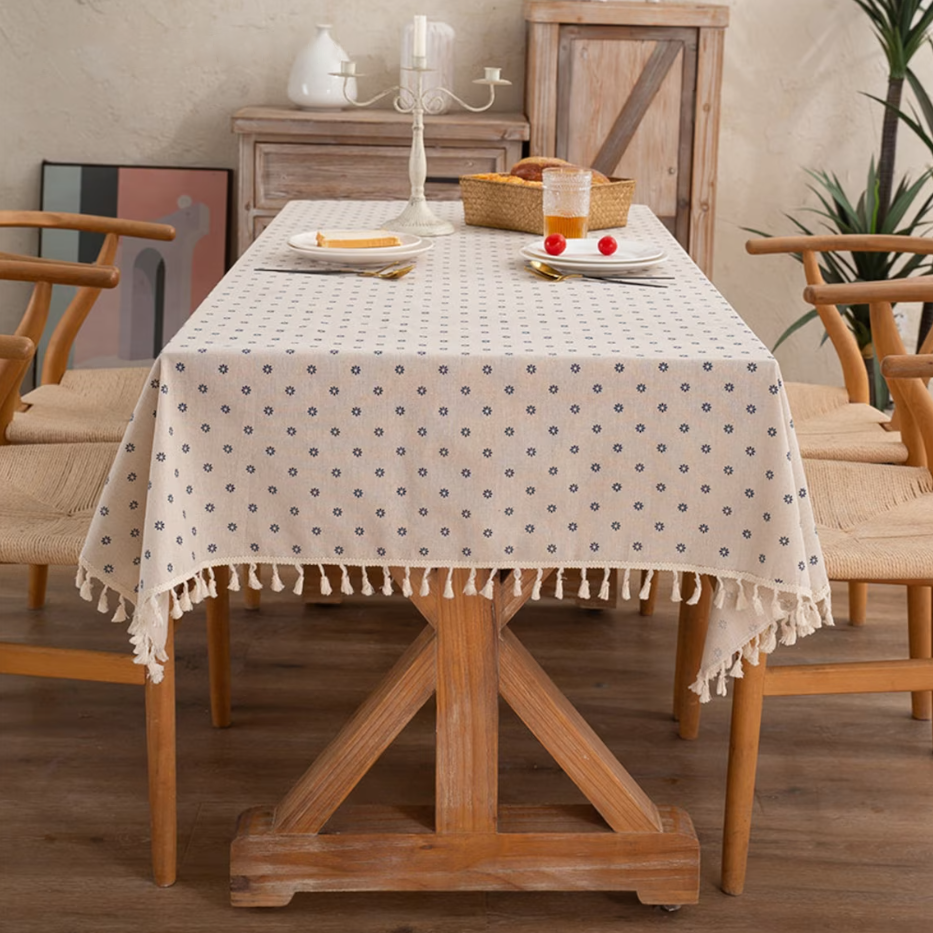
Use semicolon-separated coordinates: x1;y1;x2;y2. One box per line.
1;566;931;932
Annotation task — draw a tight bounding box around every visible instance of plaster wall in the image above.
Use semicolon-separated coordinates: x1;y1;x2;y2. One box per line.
2;0;932;384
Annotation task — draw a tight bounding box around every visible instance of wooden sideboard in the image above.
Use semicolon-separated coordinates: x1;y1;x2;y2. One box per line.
231;107;530;255
524;1;728;275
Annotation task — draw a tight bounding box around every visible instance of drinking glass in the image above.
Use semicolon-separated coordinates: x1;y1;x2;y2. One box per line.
542;167;592;238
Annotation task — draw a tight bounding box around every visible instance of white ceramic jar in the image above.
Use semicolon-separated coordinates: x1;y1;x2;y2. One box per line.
287;24;358;110
400;20;455;114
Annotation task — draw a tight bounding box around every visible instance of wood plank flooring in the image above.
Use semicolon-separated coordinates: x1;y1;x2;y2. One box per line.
1;566;931;932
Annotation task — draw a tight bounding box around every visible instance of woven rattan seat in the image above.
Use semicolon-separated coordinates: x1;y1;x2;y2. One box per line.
785;382;908;463
10;367;148;444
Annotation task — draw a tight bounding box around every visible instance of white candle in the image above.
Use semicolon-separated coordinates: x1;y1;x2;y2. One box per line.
340;61;356;76
413;15;427;60
484;67;501;82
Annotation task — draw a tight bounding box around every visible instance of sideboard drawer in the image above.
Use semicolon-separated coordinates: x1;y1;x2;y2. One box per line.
254;143;507;207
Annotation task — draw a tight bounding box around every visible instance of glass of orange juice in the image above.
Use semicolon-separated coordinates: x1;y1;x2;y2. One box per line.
542;167;592;238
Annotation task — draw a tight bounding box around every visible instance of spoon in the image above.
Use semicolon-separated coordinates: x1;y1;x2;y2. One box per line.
527;260;669;287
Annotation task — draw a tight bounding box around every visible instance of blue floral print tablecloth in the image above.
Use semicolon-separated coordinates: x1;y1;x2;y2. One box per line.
79;201;832;694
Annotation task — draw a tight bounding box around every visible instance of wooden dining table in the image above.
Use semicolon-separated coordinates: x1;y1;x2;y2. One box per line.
79;200;832;906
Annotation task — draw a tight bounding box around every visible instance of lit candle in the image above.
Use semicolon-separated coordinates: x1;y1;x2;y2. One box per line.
413;14;427;60
484;67;501;82
340;61;356;76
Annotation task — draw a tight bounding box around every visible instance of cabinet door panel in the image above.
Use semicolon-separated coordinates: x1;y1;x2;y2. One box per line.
255;144;507;207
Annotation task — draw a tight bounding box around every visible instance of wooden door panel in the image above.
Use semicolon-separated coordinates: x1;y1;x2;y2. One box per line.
562;38;683;218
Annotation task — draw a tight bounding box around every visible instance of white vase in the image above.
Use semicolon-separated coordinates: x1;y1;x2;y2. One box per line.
400;20;455;115
287;24;357;110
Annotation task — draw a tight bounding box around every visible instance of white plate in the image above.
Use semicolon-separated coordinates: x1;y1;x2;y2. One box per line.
287;231;434;265
523;236;665;265
520;246;668;276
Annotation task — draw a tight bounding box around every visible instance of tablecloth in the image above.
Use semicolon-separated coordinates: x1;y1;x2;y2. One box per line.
78;201;832;695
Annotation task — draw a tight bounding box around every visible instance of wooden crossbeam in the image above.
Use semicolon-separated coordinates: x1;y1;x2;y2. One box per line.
0;643;145;685
498;628;663;833
272;625;437;834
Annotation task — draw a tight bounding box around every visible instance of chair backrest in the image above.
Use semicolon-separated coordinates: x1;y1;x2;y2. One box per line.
0;255;120;442
746;234;933;405
803;274;933;469
0;212;175;385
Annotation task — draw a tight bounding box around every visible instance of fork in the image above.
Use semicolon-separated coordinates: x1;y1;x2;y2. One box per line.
255;261;414;279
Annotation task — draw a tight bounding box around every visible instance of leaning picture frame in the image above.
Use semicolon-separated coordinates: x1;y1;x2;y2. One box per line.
37;161;232;383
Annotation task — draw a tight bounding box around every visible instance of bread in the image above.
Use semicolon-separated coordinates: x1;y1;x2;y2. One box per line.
316;229;402;249
509;157;611;185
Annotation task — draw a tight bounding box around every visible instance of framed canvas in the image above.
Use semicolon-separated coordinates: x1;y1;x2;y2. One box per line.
37;161;232;379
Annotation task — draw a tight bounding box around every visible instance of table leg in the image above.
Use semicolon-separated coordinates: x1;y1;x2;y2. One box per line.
230;568;699;908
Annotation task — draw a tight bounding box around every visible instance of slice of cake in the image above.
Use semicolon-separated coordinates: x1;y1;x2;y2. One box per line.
316;229;402;249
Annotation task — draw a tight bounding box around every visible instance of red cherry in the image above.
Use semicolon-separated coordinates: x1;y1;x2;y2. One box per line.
598;235;618;256
544;233;567;256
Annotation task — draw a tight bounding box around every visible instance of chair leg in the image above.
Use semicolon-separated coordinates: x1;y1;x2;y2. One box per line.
639;569;660;616
144;619;177;887
27;564;48;609
847;581;868;626
677;575;712;740
206;566;232;728
673;572;697;721
721;651;768;897
243;563;262;610
907;585;932;721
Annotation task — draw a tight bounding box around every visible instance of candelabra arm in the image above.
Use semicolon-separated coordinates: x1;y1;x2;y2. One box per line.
339;80;409;110
426;83;498;114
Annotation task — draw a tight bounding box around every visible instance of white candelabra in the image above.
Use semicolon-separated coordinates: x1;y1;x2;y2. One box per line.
333;15;509;237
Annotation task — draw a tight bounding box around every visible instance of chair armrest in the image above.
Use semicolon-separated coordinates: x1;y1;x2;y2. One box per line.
880;354;933;380
0;210;175;242
803;275;933;306
0;256;120;289
0;335;35;361
746;235;933;256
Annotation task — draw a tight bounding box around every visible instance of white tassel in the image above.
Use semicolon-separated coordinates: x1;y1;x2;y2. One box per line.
248;563;261;590
419;567;432;597
178;582;192;612
639;568;654;601
771;586;781;617
532;567;544;601
361;566;374;596
752;584;764;615
80;573;93;602
713;577;725;608
170;589;183;620
686;572;702;605
761;624;777;654
443;567;454;599
621;568;631;600
228;564;241;592
599;567;611;601
319;564;332;596
382;567;393;596
578;567;590;600
96;585;110;614
729;654;745;678
293;565;305;596
480;568;496;600
340;564;353;595
463;567;478;596
735;579;749;610
513;567;523;597
743;635;761;667
193;572;208;602
691;674;711;704
75;565;86;589
271;564;284;592
111;596;128;624
207;566;218;599
716;665;729;697
554;567;564;600
401;566;413;597
670;570;682;603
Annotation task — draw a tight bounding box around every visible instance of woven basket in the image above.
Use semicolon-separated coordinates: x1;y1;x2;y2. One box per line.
460;174;635;235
